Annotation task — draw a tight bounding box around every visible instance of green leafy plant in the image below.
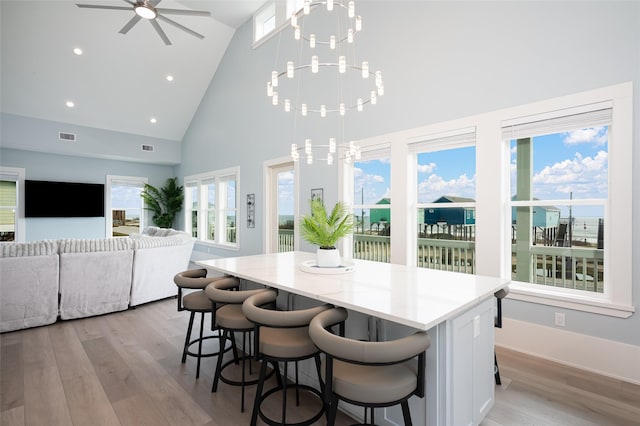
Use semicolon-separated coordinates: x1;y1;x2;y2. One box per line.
140;177;184;229
300;198;354;249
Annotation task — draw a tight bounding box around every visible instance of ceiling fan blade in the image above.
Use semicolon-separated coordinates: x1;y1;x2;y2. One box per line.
155;8;210;17
119;15;142;34
157;14;204;39
150;19;172;45
150;0;162;6
76;4;131;11
122;0;135;5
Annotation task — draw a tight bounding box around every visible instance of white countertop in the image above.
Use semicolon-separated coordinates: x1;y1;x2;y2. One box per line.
197;251;509;330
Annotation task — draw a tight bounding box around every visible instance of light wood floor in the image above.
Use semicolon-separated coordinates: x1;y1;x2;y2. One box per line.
1;298;639;426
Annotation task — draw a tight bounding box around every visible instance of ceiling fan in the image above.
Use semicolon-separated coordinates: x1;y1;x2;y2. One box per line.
76;0;211;46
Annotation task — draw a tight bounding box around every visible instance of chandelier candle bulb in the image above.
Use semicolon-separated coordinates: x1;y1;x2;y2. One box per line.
320;105;326;117
327;0;333;11
348;1;355;17
284;99;291;112
375;70;383;87
307;154;313;165
355;15;362;31
329;138;336;153
362;61;369;78
310;34;316;48
357;98;363;111
327;153;333;165
330;35;336;50
301;104;308;116
294;25;301;40
371;91;377;104
339;103;346;115
305;139;312;154
271;71;278;87
347;28;354;43
378;84;384;96
311;56;319;73
272;91;278;105
339;56;346;73
291;14;297;27
287;61;294;78
304;0;310;14
267;82;273;96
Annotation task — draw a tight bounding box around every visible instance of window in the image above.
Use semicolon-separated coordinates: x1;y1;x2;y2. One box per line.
338;82;632;317
0;167;25;242
409;129;476;274
106;175;147;237
253;2;276;43
265;159;297;253
252;0;304;46
185;167;239;248
506;106;611;293
350;145;391;263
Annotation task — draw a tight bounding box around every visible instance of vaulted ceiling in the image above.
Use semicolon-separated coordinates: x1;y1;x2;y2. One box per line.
0;0;265;142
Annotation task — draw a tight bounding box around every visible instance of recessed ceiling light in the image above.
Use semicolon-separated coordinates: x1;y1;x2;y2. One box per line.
166;75;174;82
73;47;83;55
150;117;157;124
66;100;75;108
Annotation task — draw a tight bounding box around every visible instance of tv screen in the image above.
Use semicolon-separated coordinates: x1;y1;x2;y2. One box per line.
25;180;105;218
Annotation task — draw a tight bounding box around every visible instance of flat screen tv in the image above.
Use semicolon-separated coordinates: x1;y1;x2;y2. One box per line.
25;180;105;218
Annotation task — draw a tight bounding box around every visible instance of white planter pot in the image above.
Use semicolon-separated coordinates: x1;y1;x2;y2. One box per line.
316;247;341;268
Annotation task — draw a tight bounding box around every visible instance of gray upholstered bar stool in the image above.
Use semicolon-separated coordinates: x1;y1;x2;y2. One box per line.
205;279;269;412
242;289;331;426
309;307;431;426
494;286;509;385
173;269;239;379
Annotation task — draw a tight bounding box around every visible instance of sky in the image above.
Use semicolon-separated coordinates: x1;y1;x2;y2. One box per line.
351;126;608;219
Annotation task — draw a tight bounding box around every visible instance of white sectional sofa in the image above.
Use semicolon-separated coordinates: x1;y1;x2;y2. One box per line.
0;241;60;332
0;228;194;332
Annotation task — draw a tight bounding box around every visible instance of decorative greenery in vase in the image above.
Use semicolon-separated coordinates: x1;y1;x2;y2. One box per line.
300;199;353;267
140;177;184;229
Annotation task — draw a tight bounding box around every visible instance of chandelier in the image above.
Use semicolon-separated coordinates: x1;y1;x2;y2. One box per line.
267;0;384;165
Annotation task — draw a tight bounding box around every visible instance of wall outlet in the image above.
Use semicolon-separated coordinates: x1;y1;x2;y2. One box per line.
555;312;565;327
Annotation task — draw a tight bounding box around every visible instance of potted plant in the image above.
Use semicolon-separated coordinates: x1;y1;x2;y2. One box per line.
300;198;354;267
140;177;184;229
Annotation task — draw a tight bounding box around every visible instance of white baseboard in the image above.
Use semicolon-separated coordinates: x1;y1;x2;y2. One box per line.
495;318;640;385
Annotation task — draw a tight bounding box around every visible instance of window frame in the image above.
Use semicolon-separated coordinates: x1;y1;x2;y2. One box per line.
0;166;25;242
105;175;148;237
184;167;240;250
339;82;633;318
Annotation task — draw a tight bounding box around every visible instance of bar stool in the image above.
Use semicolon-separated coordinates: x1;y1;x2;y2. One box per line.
243;289;331;426
173;269;239;379
205;279;269;412
494;286;509;385
309;307;431;426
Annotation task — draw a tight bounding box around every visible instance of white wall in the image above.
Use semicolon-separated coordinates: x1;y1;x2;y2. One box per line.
177;0;640;355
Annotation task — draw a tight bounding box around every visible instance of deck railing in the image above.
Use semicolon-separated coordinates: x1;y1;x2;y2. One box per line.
277;231;603;291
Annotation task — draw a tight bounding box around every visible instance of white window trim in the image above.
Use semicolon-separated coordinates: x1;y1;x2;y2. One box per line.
0;166;25;242
105;175;148;238
184;167;240;250
252;0;290;48
339;82;633;318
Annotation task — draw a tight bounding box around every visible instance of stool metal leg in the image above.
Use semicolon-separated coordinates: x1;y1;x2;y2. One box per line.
182;311;195;363
196;312;205;378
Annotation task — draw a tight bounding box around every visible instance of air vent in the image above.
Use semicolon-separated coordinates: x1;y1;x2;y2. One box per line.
59;132;76;141
141;144;155;152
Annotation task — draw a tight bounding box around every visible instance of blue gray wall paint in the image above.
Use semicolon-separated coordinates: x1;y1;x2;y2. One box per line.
177;2;639;345
0;148;175;240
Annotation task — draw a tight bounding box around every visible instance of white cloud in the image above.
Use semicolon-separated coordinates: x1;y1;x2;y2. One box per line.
417;173;476;202
532;150;608;197
563;127;608;146
417;162;437;173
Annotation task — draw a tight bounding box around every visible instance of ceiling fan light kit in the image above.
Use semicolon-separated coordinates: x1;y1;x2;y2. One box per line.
76;0;210;45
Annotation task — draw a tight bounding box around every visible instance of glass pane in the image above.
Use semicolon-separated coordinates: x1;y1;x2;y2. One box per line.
111;183;143;236
226;211;236;243
512;205;604;292
510;126;607;292
208;209;215;240
278;170;295;252
417;146;476;204
225;180;236;208
510;126;608;201
353;158;391;263
0;180;17;241
187;185;198;237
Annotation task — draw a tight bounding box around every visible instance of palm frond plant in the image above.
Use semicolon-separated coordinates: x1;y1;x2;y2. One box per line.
140;177;184;229
300;198;354;249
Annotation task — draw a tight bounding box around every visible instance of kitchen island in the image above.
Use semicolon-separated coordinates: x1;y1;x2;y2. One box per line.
197;251;509;426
